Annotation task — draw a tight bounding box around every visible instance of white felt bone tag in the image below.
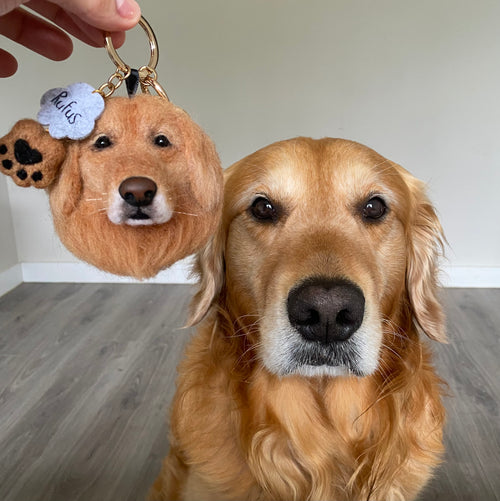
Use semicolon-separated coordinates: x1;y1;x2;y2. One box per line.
37;82;105;140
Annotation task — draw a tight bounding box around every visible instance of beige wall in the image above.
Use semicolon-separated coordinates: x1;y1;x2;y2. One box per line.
0;0;499;269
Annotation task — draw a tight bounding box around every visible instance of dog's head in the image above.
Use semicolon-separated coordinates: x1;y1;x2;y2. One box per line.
0;95;223;278
190;137;445;378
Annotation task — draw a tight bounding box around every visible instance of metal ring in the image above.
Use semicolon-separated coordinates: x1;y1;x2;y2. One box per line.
104;16;159;71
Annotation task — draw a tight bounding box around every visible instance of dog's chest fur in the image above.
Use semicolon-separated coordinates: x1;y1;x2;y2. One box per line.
168;319;443;501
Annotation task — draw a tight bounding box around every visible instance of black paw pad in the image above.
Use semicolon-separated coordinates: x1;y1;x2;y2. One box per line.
14;139;43;165
0;144;7;155
16;169;28;181
2;159;12;170
31;171;43;182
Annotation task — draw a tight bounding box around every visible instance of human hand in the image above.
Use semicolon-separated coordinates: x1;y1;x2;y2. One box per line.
0;0;141;77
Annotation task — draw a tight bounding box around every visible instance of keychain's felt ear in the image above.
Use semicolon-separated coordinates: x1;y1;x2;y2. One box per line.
49;143;84;217
0;119;66;188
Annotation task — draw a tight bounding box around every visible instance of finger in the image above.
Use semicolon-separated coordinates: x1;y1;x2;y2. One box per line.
25;1;124;47
0;48;18;77
64;10;126;48
0;1;23;16
34;0;140;32
0;8;73;61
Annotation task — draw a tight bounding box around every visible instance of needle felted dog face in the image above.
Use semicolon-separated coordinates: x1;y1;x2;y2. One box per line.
0;95;223;278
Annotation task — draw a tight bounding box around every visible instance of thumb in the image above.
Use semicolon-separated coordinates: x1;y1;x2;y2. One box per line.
0;1;24;16
53;0;141;32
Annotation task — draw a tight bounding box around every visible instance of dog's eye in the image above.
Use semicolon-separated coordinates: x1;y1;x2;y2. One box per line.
362;197;387;221
154;135;171;148
250;197;278;222
94;136;112;149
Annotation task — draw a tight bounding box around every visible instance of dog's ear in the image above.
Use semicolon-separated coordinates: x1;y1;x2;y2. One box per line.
48;143;83;217
404;172;447;342
0;119;66;188
187;221;226;326
183;121;224;211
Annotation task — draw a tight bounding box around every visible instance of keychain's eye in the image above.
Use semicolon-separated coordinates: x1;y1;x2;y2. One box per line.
94;135;112;149
154;135;171;148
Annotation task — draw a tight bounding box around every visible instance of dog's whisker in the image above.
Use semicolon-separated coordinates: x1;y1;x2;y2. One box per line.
233;340;263;370
375;362;391;382
232;318;262;339
381;317;419;345
233;313;261;325
379;343;404;362
235;314;260;320
236;314;261;326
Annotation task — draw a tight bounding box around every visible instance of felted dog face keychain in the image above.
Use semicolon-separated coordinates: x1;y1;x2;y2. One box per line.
0;18;223;279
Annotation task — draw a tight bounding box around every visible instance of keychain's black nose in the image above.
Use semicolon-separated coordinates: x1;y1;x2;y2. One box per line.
119;177;157;207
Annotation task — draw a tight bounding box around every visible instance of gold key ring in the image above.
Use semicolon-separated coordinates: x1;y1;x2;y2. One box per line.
104;16;159;72
100;16;169;100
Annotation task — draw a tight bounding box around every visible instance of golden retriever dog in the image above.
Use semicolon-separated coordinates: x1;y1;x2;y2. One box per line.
150;137;446;501
0;95;223;278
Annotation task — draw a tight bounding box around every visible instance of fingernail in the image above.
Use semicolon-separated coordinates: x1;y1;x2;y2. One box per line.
116;0;141;19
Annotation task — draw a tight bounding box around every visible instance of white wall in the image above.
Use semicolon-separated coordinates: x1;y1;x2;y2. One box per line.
0;176;18;270
0;175;21;296
0;0;499;284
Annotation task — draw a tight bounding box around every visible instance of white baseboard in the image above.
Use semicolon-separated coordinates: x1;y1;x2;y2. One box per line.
0;264;23;297
20;258;196;285
440;266;500;288
1;262;499;298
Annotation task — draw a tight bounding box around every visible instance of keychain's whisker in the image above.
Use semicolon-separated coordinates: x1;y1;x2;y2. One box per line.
173;210;199;217
88;208;109;215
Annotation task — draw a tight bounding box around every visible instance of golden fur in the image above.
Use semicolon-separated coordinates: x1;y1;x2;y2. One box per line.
0;96;223;279
150;137;446;501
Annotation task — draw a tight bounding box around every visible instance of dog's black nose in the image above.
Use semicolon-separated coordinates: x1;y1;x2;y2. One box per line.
287;278;365;344
119;177;157;207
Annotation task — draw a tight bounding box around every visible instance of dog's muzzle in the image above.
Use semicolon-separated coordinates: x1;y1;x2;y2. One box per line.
260;275;381;378
287;277;365;344
119;176;157;218
284;277;368;374
107;176;173;226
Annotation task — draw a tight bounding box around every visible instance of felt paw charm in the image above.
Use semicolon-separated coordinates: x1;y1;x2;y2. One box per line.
0;119;65;188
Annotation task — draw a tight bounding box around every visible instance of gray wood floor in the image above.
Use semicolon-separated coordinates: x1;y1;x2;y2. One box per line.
0;284;498;501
